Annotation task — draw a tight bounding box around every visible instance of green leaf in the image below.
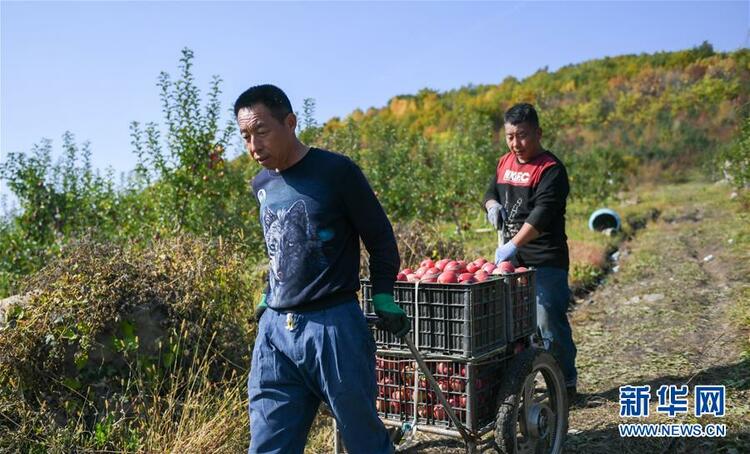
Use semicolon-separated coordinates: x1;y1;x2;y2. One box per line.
62;377;81;390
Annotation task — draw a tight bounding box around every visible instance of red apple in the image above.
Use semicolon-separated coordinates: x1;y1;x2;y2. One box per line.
433;405;446;420
420;259;435;269
474;257;488;266
456;260;467;269
438;271;458;284
481;262;496;273
414;267;427;278
435;259;450;271
389;401;401;413
492;267;505;275
436;362;450;375
498;261;515;274
465;262;480;273
406;273;419;282
474;270;489;282
391;389;409;401
420;275;438;283
460;366;467;377
399;361;412;372
418;406;429;418
401;267;414;275
396;272;407;282
450;378;465;392
458;272;475;282
417;389;434;403
445;261;465;273
459;395;467;408
515;266;529;284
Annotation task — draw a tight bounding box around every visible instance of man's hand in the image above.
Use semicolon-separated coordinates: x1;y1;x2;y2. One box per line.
486;203;503;231
254;293;268;322
372;293;410;337
494;241;518;264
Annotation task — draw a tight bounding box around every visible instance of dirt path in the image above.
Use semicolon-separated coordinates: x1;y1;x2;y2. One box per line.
384;183;750;453
566;183;750;453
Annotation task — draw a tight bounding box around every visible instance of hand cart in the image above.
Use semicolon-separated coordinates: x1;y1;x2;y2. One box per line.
334;269;569;453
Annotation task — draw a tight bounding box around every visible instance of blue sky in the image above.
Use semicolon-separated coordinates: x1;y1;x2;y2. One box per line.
1;1;748;205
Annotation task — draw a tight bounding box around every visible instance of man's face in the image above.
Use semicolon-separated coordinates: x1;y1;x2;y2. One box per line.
237;103;296;170
504;122;542;163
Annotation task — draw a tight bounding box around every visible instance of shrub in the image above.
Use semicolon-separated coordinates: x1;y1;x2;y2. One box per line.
0;235;257;452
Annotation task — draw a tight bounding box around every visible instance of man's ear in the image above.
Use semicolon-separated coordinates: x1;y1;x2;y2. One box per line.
286;112;298;133
536;127;543;140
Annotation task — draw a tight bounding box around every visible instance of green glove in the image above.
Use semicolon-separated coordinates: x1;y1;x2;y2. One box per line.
254;293;268;322
372;293;410;337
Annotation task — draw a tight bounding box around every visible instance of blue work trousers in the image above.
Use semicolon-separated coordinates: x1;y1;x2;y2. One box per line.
535;267;578;387
248;301;393;454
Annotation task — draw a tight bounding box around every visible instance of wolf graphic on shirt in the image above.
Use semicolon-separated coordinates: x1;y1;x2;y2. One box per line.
262;199;326;306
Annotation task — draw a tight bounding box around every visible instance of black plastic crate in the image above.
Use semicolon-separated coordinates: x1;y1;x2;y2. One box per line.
374;351;509;432
362;271;536;357
361;278;507;357
506;270;536;341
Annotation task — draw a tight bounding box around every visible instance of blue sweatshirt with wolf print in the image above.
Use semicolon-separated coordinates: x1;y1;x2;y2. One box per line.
251;147;400;312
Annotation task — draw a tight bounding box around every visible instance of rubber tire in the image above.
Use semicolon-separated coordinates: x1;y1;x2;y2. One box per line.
494;348;568;454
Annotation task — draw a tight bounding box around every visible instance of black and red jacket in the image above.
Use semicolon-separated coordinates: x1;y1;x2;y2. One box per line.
483;150;570;270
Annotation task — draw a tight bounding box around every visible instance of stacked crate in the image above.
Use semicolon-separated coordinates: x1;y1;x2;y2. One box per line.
361;270;536;432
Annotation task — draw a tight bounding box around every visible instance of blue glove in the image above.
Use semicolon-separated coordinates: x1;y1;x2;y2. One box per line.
494;241;518;264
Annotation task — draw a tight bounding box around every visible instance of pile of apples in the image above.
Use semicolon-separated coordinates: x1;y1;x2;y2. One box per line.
375;356;491;423
396;257;528;285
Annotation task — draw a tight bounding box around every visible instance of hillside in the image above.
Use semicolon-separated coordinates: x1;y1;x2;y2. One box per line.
321;42;747;163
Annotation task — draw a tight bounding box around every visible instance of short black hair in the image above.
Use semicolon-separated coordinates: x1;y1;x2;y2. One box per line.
233;84;293;124
504;103;539;129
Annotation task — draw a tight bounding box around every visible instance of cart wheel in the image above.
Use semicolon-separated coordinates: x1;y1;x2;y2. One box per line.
494;348;568;454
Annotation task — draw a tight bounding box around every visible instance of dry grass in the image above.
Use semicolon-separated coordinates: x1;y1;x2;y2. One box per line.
0;235;257;453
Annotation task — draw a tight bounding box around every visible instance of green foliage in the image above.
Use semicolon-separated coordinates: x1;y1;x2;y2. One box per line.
566;147;636;202
0;48;265;296
298;97;322;145
129;47;257;242
0;134;119;295
317;110;498;232
317;45;749;205
718;110;750;189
